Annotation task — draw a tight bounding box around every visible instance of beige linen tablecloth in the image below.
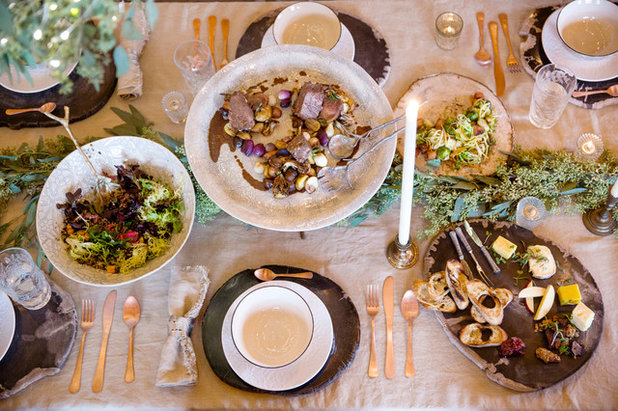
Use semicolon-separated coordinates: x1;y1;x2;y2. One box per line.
1;1;617;409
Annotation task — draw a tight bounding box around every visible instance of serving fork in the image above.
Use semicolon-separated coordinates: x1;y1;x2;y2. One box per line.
498;13;521;73
365;284;379;378
69;299;95;393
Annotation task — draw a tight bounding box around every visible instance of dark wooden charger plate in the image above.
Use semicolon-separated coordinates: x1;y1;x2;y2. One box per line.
423;220;604;392
201;265;360;395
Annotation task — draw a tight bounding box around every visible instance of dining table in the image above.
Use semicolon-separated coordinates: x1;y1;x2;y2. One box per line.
1;0;617;409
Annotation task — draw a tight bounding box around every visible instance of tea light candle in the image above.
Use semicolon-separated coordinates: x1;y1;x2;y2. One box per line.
398;100;419;245
435;11;464;50
577;133;603;160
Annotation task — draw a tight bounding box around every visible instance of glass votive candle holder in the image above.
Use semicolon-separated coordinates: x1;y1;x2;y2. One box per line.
515;196;548;230
435;11;463;50
576;133;603;161
162;91;189;124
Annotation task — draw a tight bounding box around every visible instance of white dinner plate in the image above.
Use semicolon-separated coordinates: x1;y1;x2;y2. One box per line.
542;10;618;82
221;280;334;391
0;60;78;94
0;291;16;362
261;22;355;61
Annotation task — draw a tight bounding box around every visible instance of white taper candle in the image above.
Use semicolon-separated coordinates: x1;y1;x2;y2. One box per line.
398;101;419;245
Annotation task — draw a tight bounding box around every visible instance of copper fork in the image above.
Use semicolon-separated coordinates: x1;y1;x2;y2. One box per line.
69;299;95;393
365;284;380;378
498;13;520;73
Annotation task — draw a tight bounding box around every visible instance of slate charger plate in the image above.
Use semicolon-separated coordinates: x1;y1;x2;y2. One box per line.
424;220;604;392
202;265;360;395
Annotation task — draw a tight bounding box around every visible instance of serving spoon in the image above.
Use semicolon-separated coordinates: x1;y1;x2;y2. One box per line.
400;290;419;378
123;296;141;383
5;102;56;116
572;85;618;98
254;268;314;281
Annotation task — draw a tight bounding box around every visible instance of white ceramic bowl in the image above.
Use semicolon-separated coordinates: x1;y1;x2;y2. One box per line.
36;136;195;287
556;0;618;57
273;2;342;51
231;285;314;368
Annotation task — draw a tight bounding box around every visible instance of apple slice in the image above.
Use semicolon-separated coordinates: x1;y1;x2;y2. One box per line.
518;286;545;299
523;280;536;314
534;285;555;321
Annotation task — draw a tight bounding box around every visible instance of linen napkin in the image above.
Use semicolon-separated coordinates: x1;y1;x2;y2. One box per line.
117;3;150;100
155;265;210;387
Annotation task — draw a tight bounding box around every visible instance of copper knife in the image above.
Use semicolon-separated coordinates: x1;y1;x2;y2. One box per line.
383;276;395;379
92;290;117;393
488;21;505;96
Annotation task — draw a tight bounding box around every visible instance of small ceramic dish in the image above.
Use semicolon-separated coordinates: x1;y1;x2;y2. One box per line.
273;2;342;51
231;285;313;368
0;292;15;362
556;0;618;57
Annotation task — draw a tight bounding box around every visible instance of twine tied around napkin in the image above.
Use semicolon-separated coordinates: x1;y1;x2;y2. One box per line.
117;3;151;100
155;265;210;387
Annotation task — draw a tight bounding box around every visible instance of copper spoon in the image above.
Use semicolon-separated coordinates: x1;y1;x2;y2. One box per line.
474;12;491;67
220;19;230;70
193;18;200;41
572;85;618;98
123;296;141;383
400;290;419;378
254;268;314;281
5;102;56;116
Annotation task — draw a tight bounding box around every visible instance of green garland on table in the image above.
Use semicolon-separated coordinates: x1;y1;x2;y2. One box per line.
1;105;617;252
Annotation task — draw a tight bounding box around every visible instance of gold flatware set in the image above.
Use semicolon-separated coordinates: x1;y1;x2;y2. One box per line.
69;291;141;393
366;276;419;379
193;16;230;71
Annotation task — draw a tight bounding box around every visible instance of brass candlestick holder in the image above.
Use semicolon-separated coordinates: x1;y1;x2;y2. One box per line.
582;193;617;236
386;237;418;269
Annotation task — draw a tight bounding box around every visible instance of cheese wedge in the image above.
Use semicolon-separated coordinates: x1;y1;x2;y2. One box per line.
557;284;582;305
491;236;517;259
571;301;595;331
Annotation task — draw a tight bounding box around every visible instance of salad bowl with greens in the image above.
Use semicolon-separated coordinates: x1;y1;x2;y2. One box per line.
37;136;195;286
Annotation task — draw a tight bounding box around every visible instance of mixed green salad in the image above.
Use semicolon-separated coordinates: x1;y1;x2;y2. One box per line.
57;165;184;274
417;92;497;169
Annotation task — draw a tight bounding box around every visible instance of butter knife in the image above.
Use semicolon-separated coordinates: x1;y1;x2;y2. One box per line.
383;276;395;379
92;290;116;393
448;230;475;279
463;220;501;274
488;21;505;96
455;227;493;286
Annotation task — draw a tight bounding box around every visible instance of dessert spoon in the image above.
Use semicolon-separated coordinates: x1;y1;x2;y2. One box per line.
5;102;56;116
474;12;491;67
572;85;618;98
400;290;419;377
254;268;313;281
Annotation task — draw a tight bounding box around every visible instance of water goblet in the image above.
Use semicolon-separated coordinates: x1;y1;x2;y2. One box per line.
0;247;51;310
173;40;215;95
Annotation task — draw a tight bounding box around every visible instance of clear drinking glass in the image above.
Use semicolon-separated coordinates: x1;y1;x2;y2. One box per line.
0;248;51;310
515;197;548;230
173;40;215;95
435;12;463;50
528;64;577;129
162;91;189;124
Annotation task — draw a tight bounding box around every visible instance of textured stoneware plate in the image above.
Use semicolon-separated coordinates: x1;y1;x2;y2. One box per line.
0;60;78;94
0;292;15;362
542;10;618;82
36;136;195;286
424;220;604;392
222;280;334;391
395;72;513;177
185;45;395;232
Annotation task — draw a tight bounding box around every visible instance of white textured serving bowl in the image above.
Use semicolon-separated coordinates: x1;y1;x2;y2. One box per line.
36;136;195;287
556;0;618;57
